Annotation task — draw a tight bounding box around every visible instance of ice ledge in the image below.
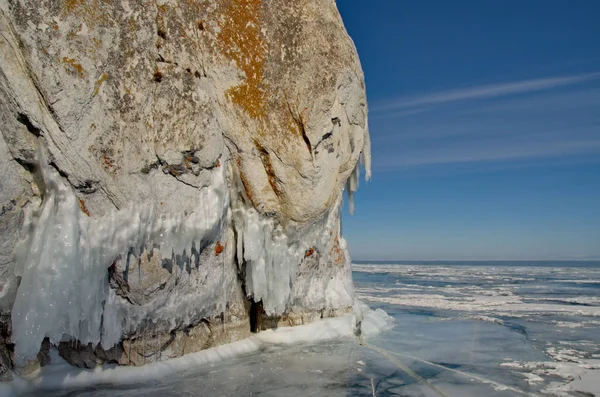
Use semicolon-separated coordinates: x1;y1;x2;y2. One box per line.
0;303;393;397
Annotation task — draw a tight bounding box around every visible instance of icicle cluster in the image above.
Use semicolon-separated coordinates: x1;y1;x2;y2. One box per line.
11;157;229;366
232;195;345;315
345;118;371;215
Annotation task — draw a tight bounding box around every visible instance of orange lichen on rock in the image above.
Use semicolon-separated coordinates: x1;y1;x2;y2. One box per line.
215;241;225;256
63;0;111;28
329;236;345;265
218;0;267;119
62;57;86;77
183;154;193;169
304;248;315;258
78;198;90;216
65;0;86;13
101;154;116;172
93;72;108;96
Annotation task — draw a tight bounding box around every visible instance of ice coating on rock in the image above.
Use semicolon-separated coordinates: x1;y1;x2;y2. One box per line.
0;0;374;370
11;156;229;365
0;303;393;396
234;195;345;315
11;151;361;365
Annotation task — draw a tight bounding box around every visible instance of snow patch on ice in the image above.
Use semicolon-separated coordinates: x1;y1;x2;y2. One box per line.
465;315;505;325
501;359;600;397
358;292;600;317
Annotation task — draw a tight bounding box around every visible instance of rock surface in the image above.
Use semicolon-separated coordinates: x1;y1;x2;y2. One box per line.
0;0;370;371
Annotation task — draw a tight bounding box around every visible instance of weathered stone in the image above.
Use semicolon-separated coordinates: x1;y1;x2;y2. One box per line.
0;344;12;381
58;342;103;369
0;0;370;369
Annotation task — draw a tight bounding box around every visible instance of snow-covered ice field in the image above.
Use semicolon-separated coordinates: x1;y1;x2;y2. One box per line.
354;261;600;396
4;261;599;396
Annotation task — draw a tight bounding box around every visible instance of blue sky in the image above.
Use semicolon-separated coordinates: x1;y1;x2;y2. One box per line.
337;1;600;261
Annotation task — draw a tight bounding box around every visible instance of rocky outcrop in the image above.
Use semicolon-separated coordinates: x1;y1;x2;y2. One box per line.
0;0;370;372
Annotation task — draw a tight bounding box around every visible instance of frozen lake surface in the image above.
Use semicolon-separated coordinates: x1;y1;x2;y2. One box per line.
353;262;600;396
10;262;600;396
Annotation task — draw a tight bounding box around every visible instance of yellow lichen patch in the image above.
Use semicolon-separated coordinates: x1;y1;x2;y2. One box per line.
93;72;108;96
65;0;85;13
218;0;267;119
62;57;86;77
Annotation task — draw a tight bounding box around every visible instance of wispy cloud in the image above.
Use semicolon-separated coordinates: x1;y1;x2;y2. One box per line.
376;138;600;169
371;88;600;172
372;72;600;114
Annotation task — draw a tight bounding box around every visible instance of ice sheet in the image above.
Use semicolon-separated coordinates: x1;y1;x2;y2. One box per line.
2;305;392;397
353;263;600;396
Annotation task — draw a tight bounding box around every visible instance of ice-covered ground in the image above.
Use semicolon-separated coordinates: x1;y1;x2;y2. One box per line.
4;262;599;396
1;305;395;397
354;262;600;396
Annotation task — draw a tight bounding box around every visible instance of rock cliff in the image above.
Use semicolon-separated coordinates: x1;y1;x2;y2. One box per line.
0;0;370;374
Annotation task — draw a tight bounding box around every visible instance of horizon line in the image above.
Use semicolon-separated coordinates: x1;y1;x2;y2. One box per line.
351;259;600;262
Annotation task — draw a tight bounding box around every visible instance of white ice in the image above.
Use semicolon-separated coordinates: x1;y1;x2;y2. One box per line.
11;153;229;365
12;150;366;366
353;262;600;396
0;304;392;397
233;193;351;315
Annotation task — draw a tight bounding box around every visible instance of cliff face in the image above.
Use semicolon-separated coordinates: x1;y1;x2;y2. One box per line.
0;0;370;373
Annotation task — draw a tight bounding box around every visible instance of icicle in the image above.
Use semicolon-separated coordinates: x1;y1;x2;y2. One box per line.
233;190;348;316
361;123;372;182
345;163;360;215
11;151;230;366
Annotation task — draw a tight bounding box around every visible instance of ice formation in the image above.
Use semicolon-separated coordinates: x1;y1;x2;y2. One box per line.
11;153;229;366
10;125;372;367
0;303;393;397
345;163;360;215
233;192;348;315
11;146;372;366
346;128;371;216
